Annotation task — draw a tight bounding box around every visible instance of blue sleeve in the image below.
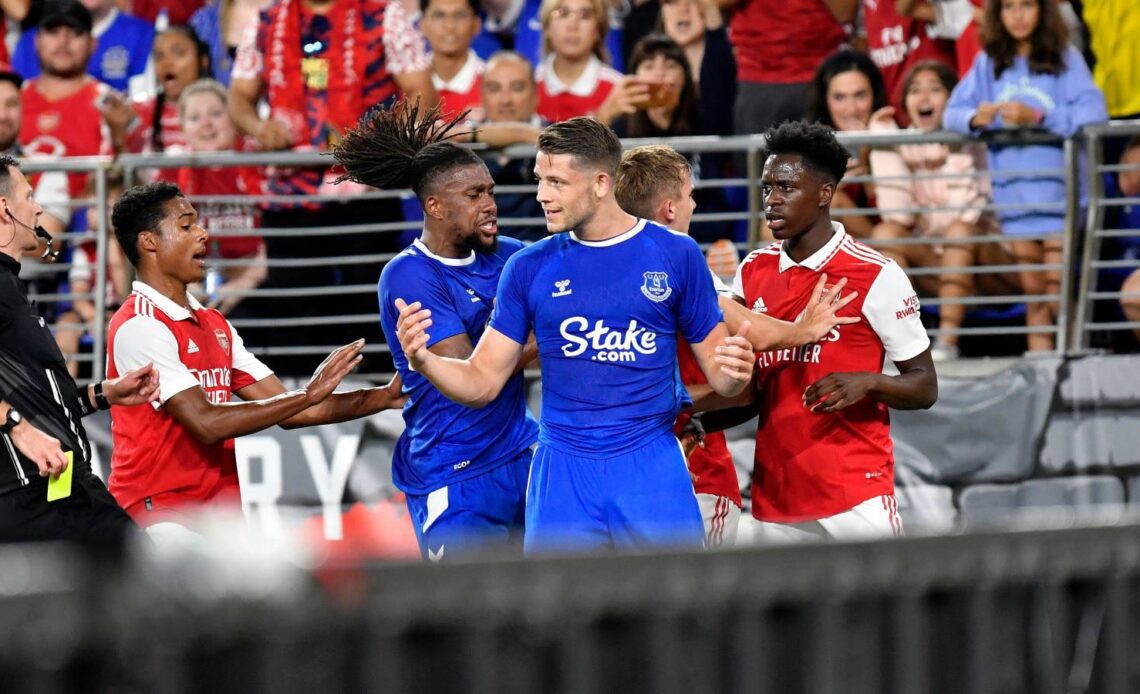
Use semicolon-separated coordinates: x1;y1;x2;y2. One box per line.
12;29;39;79
1041;48;1108;138
943;53;990;135
488;251;532;345
379;257;468;348
130;24;157;77
675;235;723;345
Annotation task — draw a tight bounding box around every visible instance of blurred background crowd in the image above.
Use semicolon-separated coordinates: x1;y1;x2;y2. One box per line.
2;0;1138;378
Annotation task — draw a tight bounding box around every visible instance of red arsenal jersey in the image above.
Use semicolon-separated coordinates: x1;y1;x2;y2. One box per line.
729;0;847;84
536;54;621;123
19;78;112;198
673;340;743;506
863;0;956;114
434;50;485;121
106;281;273;525
733;224;929;522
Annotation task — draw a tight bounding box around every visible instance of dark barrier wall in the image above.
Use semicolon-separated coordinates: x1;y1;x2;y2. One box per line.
2;522;1139;693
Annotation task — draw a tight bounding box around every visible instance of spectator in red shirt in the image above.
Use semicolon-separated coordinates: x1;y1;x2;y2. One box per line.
806;49;889;238
862;0;956;117
19;1;113;236
719;0;856;135
423;0;486;119
126;0;207;25
535;0;630;122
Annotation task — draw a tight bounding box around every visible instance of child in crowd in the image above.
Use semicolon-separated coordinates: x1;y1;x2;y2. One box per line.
870;61;1008;361
944;0;1107;352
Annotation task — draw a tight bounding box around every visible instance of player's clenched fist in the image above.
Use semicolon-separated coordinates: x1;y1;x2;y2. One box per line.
714;321;755;390
394;298;433;370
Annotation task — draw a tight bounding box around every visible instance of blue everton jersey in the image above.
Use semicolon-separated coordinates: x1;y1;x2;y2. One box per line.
490;219;722;457
379;236;538;494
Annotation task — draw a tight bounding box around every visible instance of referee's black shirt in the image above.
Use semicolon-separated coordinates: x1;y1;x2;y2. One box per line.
0;253;93;495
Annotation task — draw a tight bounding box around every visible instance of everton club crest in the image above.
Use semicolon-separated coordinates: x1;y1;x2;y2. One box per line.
641;271;672;303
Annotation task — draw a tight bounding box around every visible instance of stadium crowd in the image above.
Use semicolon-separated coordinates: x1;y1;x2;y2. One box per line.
0;0;1134;375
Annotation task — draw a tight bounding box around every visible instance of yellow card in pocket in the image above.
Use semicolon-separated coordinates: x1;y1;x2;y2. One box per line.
47;451;74;502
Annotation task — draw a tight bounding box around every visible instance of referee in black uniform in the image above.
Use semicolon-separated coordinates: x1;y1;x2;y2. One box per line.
0;154;159;543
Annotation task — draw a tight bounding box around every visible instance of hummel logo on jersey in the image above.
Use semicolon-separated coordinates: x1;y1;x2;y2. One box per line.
552;279;572;297
187;338;200;354
466;288;481;303
428;545;445;562
752;297;767;313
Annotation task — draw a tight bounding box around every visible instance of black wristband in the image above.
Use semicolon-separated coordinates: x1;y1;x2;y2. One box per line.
94;381;110;411
81;384;97;416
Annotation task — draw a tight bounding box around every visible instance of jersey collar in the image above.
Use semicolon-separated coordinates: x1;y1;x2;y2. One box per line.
569;217;646;246
778;222;846;273
412;237;476;266
432;51;484;93
132;280;204;321
540;54;603;97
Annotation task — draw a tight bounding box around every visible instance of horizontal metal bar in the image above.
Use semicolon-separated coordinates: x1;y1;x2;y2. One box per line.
921;294;1055;306
229;314;384;329
926;325;1060;336
905;263;1063;276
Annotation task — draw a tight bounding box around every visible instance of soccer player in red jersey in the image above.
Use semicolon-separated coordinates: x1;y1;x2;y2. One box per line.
614;143;859;547
105;182;406;540
733;121;938;542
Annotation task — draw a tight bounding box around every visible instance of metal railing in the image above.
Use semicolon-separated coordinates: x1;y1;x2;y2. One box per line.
1074;120;1140;352
18;123;1138;382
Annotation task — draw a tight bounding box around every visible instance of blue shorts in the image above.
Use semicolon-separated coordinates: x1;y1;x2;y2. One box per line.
405;447;532;561
524;432;704;553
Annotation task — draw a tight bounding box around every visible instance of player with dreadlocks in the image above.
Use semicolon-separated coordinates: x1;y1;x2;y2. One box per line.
333;100;538;562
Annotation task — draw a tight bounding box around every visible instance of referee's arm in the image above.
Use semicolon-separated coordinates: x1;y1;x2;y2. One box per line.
0;400;68;477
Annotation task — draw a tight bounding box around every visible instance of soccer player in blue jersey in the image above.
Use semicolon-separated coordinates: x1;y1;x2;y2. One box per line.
333;101;539;561
395;117;756;553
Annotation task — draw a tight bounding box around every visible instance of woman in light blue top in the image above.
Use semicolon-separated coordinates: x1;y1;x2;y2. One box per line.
944;0;1107;352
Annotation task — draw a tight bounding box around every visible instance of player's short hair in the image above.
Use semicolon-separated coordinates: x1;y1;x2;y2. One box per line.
536;117;622;176
762;120;850;186
332;99;483;203
112;181;185;267
614;145;691;219
0;154;21;197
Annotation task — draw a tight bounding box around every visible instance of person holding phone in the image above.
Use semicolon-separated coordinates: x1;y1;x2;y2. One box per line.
613;34;737;242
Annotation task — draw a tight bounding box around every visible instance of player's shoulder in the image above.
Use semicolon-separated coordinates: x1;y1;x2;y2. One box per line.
640;219;696;248
739;242;782;271
108;295;174;342
494;235;529;258
832;235;893;276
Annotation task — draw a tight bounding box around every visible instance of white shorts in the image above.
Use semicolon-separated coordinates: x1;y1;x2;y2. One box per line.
748;494;903;545
697;493;741;548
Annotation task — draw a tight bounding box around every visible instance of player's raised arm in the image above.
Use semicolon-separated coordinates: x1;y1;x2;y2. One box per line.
722;273;861;352
161;340;365;446
395;298;523;407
